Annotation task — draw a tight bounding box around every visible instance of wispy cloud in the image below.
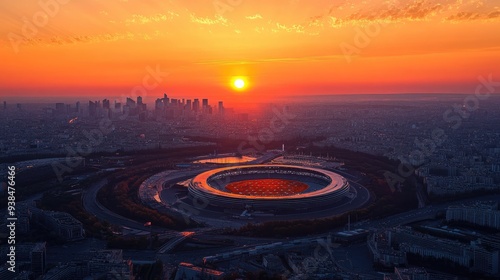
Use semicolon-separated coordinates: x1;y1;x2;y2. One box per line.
307;0;499;28
124;12;179;25
8;31;165;47
246;14;263;20
2;0;499;49
446;10;500;22
189;14;229;26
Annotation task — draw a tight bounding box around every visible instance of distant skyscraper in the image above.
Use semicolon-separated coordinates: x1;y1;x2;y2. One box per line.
186;99;192;110
137;96;143;105
113;101;122;117
193;99;200;112
75;101;80;113
31;242;46;276
102;99;110;109
218;101;224;114
102;99;110;118
3;101;6;110
89;101;97;117
202;99;208;108
155;98;164;109
126;97;136;107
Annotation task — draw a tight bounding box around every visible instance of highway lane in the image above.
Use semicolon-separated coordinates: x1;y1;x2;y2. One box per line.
82;167;219;234
82;179;180;235
357;193;500;229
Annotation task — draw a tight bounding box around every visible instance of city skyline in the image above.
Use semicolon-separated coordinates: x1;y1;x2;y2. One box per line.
1;1;499;102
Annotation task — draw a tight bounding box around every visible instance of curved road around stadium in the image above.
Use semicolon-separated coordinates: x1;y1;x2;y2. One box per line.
82;166;371;232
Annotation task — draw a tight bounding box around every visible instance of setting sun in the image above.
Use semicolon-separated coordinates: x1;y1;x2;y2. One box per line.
231;77;248;91
234;79;245;89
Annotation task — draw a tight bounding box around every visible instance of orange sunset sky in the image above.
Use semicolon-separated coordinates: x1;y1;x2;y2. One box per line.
1;0;499;103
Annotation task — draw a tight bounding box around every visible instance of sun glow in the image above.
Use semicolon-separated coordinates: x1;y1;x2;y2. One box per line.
231;77;248;91
234;79;245;88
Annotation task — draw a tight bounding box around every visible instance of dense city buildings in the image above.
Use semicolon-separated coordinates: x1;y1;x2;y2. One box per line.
446;201;500;230
1;94;500;279
369;226;500;276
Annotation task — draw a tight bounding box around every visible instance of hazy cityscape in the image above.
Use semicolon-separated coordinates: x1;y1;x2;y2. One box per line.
1;92;500;279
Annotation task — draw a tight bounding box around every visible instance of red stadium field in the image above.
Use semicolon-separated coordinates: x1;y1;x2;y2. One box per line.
225;179;309;197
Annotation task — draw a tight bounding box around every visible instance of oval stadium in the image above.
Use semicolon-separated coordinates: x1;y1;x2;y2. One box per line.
188;165;351;211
